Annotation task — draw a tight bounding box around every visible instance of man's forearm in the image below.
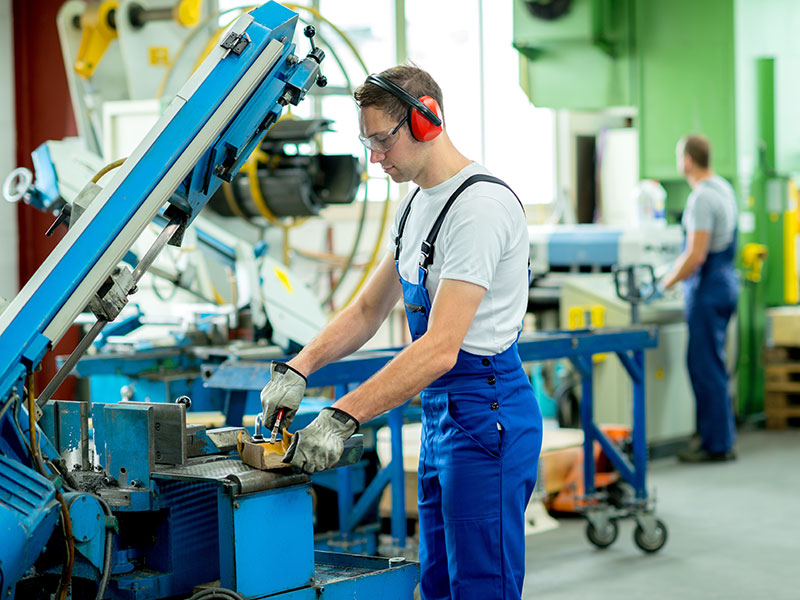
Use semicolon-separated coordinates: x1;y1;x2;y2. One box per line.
664;251;702;288
288;302;383;377
331;333;455;424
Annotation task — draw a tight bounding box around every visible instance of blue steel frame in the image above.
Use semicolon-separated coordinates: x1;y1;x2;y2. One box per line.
515;329;658;503
202;326;659;548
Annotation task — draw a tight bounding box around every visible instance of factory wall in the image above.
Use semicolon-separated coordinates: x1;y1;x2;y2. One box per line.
0;0;17;301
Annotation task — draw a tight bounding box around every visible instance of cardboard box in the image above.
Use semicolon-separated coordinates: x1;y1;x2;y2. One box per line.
377;428;586;519
379;471;419;519
766;306;800;348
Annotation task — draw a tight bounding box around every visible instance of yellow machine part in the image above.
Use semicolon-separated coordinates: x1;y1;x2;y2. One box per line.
784;180;799;304
567;305;606;363
567;305;605;330
74;0;119;79
174;0;203;27
742;243;768;283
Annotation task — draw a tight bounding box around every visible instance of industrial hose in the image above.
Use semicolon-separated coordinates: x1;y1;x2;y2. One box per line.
94;495;115;600
91;157;127;183
186;587;245;600
27;374;75;600
337;177;393;311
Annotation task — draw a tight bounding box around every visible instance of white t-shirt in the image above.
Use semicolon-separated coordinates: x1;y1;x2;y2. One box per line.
388;162;529;355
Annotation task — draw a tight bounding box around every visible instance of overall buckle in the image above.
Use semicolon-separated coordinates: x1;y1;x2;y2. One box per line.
419;240;433;269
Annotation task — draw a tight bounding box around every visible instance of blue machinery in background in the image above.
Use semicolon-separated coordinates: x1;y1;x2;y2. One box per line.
70;327;669;557
0;3;418;598
129;327;666;555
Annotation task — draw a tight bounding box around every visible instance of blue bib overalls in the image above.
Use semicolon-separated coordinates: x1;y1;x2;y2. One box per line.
683;194;739;454
395;175;543;600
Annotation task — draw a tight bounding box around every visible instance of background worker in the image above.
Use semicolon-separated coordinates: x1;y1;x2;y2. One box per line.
662;134;739;462
259;64;543;599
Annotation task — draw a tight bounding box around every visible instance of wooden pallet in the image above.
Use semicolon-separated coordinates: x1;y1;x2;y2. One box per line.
764;346;800;363
764;361;800;428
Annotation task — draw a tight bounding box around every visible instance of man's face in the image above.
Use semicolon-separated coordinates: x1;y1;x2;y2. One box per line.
358;105;422;183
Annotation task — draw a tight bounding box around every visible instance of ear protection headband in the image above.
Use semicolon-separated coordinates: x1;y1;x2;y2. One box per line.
365;74;443;142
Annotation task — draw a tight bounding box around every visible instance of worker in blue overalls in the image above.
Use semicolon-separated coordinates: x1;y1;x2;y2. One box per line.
259;65;543;599
662;134;739;462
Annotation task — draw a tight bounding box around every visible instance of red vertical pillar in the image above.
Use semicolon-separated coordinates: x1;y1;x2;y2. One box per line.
13;0;80;399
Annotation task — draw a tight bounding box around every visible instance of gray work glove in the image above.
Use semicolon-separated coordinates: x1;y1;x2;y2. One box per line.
260;361;307;431
283;407;359;473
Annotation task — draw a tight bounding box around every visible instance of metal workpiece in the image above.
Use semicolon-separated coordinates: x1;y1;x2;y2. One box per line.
187;425;246;457
337;434;365;469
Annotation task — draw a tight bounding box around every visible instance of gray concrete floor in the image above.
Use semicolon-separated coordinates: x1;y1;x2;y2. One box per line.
522;428;800;599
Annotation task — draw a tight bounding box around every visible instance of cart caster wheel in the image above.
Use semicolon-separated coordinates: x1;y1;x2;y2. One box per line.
586;519;618;549
633;518;668;553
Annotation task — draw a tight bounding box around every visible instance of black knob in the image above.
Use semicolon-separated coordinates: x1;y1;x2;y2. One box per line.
317;74;328;88
304;25;316;39
175;395;192;410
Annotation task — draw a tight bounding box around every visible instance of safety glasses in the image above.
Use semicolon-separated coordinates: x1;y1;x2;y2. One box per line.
358;114;408;153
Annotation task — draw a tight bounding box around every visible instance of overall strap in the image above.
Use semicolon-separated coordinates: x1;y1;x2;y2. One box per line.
420;174;522;270
394;187;422;261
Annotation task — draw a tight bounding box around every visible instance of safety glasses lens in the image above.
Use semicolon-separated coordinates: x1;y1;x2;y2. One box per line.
359;116;407;153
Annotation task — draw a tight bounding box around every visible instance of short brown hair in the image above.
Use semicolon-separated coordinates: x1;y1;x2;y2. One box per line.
353;64;444;123
680;134;711;169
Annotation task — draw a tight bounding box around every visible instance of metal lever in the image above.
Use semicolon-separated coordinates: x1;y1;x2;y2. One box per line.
253;413;265;441
303;25;327;87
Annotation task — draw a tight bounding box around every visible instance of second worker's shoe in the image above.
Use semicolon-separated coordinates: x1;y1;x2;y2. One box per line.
676;445;737;463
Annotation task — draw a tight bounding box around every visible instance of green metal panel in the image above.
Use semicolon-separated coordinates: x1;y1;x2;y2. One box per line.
635;0;737;181
513;0;633;109
513;0;597;45
517;45;631;110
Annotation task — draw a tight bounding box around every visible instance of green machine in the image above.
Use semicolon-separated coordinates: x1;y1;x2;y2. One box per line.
512;0;800;416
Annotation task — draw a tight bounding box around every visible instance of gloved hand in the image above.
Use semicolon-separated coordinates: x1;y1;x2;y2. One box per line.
283;407;360;473
260;362;307;431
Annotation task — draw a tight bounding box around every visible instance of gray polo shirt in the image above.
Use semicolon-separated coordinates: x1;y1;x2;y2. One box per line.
681;175;738;252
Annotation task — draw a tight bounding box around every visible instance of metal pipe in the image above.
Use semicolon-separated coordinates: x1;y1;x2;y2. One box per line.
128;4;174;29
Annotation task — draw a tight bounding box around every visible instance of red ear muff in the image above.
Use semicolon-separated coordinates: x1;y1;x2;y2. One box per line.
364;74;443;141
410;96;443;142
